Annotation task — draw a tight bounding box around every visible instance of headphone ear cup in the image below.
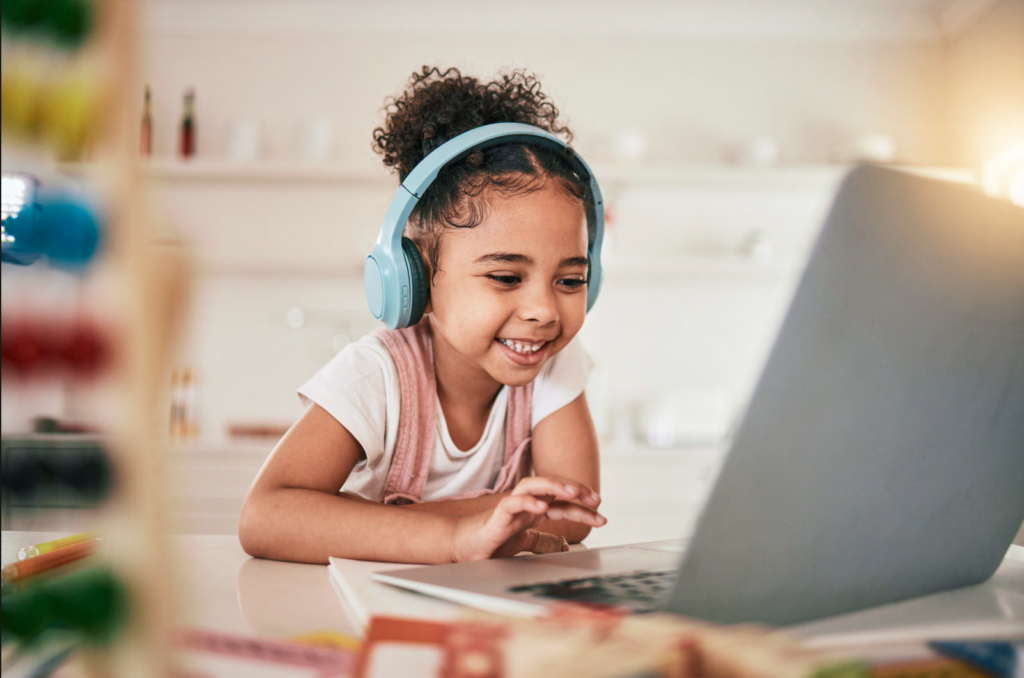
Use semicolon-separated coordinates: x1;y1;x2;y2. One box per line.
402;237;429;327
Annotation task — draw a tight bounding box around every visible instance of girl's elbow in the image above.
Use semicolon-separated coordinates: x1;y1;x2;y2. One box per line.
238;494;267;558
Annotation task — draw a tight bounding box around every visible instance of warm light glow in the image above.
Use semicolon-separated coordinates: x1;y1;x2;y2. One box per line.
982;141;1024;205
1008;170;1024;208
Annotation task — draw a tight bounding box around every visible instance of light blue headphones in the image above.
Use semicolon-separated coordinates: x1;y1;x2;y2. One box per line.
364;122;604;329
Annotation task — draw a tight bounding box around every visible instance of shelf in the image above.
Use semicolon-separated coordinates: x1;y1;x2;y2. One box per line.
591;163;977;189
55;160;976;189
591;163;847;189
147;160;843;187
57;159;396;184
166;441;275;457
145;159;395;183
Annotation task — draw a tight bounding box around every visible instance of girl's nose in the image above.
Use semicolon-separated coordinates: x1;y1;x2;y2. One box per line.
519;283;559;325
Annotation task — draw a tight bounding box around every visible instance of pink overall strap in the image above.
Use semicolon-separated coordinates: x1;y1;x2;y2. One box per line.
374;322;438;505
375;321;534;504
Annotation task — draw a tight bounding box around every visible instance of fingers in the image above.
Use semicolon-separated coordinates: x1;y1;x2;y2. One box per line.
544;501;607;527
530;531;569;554
511;477;602;508
491;531;535;559
454;488;606;563
494;530;569;558
491;493;551;529
492;495;606;531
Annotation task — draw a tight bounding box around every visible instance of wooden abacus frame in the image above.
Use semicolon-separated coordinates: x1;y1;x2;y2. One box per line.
64;1;187;674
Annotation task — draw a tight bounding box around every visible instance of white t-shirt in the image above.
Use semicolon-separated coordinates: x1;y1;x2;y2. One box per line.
298;333;593;502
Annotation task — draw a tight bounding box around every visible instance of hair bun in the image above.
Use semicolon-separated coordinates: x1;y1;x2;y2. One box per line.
373;66;572;181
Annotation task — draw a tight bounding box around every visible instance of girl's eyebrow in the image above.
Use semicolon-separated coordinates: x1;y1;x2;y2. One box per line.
475;252;531;264
474;253;589;267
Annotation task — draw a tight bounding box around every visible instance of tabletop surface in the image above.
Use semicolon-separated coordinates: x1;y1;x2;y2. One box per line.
3;531;1023;642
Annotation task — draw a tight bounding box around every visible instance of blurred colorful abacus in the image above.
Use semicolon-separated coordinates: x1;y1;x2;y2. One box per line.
2;1;183;677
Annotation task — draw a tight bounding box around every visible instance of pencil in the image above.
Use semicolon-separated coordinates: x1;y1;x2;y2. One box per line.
2;539;100;583
17;531;101;560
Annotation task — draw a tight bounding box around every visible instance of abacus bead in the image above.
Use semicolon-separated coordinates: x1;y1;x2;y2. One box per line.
37;196;102;267
0;70;44;140
0;321;48;377
0;0;47;31
59;445;113;501
43;77;99;159
0;194;44;254
43;0;93;49
4;451;48;498
47;567;128;643
1;584;55;641
57;323;110;377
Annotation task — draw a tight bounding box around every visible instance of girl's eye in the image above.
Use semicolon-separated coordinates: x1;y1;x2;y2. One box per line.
559;277;586;289
486;274;521;287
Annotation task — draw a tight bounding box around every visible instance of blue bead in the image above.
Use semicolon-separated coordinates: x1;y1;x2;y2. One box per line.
36;194;102;268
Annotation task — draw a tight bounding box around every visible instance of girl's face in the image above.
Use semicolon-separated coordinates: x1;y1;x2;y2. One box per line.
424;182;589;388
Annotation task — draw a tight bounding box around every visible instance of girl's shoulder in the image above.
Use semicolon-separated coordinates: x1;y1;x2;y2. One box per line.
308;333;397;390
298;332;401;466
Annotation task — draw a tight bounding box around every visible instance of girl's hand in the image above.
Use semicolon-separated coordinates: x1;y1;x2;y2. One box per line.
449;477;605;562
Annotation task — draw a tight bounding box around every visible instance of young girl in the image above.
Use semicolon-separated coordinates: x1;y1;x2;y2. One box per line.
239;66;606;565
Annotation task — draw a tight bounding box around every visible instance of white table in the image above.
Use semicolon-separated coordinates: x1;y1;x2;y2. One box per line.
3;531;1023;643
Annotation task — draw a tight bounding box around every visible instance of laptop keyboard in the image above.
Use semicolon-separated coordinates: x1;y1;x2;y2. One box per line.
508;569;677;614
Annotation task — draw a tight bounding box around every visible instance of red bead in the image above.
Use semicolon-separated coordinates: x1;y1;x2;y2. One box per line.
0;318;48;378
56;323;110;378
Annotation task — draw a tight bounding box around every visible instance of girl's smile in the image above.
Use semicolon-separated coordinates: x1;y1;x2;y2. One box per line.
495;337;550;366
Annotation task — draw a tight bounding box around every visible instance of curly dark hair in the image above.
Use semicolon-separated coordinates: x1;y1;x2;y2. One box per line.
372;66;590;280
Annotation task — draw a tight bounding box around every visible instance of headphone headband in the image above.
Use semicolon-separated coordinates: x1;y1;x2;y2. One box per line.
365;122;604;329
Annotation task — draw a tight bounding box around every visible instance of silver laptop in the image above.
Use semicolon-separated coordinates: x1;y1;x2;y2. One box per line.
373;165;1024;626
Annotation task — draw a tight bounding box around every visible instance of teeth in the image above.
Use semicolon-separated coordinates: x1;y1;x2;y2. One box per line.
499;339;544;354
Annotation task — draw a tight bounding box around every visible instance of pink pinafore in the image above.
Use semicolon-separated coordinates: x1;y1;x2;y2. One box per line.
373;321;533;505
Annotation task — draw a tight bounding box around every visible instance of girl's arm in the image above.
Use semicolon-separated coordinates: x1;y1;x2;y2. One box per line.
239;403;602;564
239;404;454;564
386;393;601;544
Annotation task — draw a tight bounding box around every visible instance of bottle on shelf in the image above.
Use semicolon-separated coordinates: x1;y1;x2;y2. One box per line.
140;85;152;157
179;87;195;159
169;365;198;442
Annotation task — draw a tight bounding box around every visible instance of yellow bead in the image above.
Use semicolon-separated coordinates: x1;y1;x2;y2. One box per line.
43;75;100;158
0;69;45;140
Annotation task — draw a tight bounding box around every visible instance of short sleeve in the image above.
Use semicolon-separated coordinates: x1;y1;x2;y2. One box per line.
531;336;594;426
297;335;398;472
